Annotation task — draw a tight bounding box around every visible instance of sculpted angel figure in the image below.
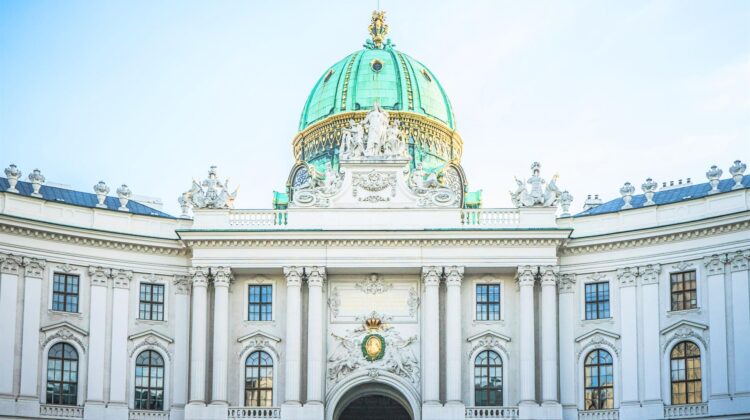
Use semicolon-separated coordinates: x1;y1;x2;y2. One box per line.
327;333;361;381
384;334;419;382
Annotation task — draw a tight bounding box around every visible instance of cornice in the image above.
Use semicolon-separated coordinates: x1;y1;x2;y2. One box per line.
180;237;563;249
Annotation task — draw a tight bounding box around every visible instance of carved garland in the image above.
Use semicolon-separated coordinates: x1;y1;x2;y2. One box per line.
40;329;87;353
129;336;173;361
468;336;511;360
577;336;620;359
661;327;709;353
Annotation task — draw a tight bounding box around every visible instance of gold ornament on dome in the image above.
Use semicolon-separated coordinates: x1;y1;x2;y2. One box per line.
368;10;389;48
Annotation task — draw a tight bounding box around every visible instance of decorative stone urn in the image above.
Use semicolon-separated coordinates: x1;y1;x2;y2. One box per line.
116;184;132;211
706;165;723;194
641;177;658;206
28;169;45;198
4;164;21;193
93;181;110;208
620;182;635;209
729;160;746;190
559;191;573;217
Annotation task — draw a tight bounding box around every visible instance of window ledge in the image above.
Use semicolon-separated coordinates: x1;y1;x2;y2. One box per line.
244;320;276;325
580;317;614;326
48;309;83;318
667;307;701;316
136;318;167;324
472;319;505;325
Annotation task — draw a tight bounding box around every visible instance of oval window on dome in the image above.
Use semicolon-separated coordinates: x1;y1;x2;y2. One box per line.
421;69;432;82
323;69;334;83
371;59;384;72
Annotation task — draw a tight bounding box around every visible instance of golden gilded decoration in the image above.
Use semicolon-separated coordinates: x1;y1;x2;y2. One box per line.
365;315;382;330
365;336;382;356
395;51;414;110
340;52;360;111
368;10;389;48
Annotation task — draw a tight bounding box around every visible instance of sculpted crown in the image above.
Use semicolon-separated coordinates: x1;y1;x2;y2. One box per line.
365;315;383;330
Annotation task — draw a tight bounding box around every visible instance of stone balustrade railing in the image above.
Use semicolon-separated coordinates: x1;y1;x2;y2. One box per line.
228;210;289;228
664;403;708;418
461;209;521;226
128;410;169;420
228;407;282;419
39;404;84;418
578;409;619;420
465;406;519;419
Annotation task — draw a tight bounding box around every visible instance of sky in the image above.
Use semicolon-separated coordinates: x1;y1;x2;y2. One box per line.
1;0;748;215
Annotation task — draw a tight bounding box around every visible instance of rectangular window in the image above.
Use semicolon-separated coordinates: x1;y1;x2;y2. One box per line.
248;285;272;321
476;284;501;321
585;282;610;320
671;271;697;311
52;273;79;313
139;283;165;321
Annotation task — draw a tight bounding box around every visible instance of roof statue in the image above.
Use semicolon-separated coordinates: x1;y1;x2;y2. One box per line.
179;166;238;217
510;162;564;208
367;10;389;49
340;103;409;161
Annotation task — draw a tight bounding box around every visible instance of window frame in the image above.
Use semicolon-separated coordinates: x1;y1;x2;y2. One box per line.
472;277;504;322
670;270;698;312
584;281;610;320
45;342;79;406
51;273;80;313
247;284;273;322
670;341;702;405
134;350;166;411
473;349;503;407
244;350;274;407
583;349;614;410
138;283;166;321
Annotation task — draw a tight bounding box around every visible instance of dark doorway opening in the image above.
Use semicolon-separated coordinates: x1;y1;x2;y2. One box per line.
338;394;411;420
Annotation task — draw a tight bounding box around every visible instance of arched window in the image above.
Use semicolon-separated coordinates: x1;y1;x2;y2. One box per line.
134;350;165;410
584;349;614;410
474;350;503;406
245;351;273;407
671;341;701;405
46;343;79;405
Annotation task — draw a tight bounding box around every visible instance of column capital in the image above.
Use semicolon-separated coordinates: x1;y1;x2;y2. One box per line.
728;250;750;272
422;266;441;286
516;265;536;286
173;275;191;295
616;267;637;288
88;266;112;286
212;266;232;287
306;266;326;287
444;266;464;286
638;263;661;285
703;254;728;275
112;269;133;289
283;266;304;287
0;254;22;275
540;265;558;286
22;257;46;278
189;266;210;287
558;273;576;294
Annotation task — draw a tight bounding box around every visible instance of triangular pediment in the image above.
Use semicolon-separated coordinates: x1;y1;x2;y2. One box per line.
575;328;620;343
466;330;512;343
128;329;173;344
237;330;282;344
41;321;88;337
661;320;708;335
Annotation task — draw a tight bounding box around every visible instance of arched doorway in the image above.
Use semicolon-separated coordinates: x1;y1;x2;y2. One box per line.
339;394;411;420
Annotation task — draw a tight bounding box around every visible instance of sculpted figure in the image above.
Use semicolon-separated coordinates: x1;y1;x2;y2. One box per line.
384;119;407;157
410;163;427;190
544;174;561;206
341;119;364;159
363;103;389;156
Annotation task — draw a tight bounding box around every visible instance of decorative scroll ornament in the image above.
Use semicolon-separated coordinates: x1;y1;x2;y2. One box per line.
340;103;409;161
180;166;238;214
292;162;343;207
352;170;397;202
356;274;392;295
406;163;460;207
510;162;563;207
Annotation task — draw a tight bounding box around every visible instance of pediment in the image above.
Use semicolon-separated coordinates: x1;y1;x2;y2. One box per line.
575;328;620;343
466;330;511;343
128;329;173;344
41;321;88;337
661;320;708;336
237;330;282;344
40;322;88;352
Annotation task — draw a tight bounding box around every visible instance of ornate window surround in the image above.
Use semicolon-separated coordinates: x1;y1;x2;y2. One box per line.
39;324;88;407
471;275;505;323
242;275;276;323
236;331;281;406
47;264;84;315
466;330;510;406
666;261;703;315
575;329;621;410
135;274;169;323
127;332;172;411
660;320;709;405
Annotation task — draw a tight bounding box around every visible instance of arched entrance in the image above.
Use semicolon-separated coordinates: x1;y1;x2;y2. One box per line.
339;394;411;420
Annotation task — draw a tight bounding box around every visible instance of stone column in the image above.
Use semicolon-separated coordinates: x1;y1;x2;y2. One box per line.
705;255;729;397
19;258;45;398
86;267;111;409
109;270;132;408
0;255;22;395
188;267;210;404
617;267;639;407
172;276;191;411
540;266;558;404
422;266;441;404
211;267;232;405
557;274;577;415
728;251;750;393
306;266;326;407
283;267;303;405
517;265;537;404
639;264;662;405
445;266;464;405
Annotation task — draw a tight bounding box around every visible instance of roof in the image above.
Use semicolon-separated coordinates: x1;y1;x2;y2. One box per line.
0;178;175;218
575;175;750;217
299;46;455;131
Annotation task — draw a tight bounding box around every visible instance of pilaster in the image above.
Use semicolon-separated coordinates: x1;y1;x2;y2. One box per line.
211;267;232;408
444;266;464;406
540;265;560;411
109;269;132;406
616;267;639;407
306;266;326;415
638;264;662;404
283;266;303;406
421;266;441;405
557;273;577;416
728;251;750;393
172;275;191;411
517;265;537;405
85;266;111;419
19;258;46;400
704;254;729;398
0;254;21;395
188;266;210;405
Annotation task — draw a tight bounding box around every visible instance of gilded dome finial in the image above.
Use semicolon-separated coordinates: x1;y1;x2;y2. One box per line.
368;10;388;49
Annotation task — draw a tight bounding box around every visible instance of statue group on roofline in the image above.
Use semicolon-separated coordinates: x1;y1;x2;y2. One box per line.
178;166;238;217
510;162;566;208
291;161;343;207
340;102;409;160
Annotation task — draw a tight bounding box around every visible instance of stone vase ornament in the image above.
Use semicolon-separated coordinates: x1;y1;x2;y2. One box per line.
4;164;21;193
116;184;132;211
641;177;657;206
28;169;45;198
559;190;573;216
706;165;722;194
620;182;635;209
93;181;109;208
729;160;746;190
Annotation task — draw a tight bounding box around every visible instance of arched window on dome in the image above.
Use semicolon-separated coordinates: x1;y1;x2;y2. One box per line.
474;350;503;406
46;343;79;405
670;341;702;405
584;349;614;410
245;351;273;407
134;350;165;410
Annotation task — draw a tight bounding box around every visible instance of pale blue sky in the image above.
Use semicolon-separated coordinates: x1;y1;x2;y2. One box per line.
1;1;748;214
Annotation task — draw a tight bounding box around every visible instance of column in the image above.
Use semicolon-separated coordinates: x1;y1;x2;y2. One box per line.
540;266;558;404
639;264;662;402
19;258;46;398
211;267;232;404
86;267;110;405
172;276;191;410
109;270;132;405
705;255;729;397
306;266;326;405
422;266;441;404
283;267;303;405
729;251;750;393
188;267;209;404
0;255;22;394
557;274;577;411
445;266;464;404
517;266;537;404
617;267;639;404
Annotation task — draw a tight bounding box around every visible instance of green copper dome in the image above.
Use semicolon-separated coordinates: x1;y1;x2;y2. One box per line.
299;46;455;131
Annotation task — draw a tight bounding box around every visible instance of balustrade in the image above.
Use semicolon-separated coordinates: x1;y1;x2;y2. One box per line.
228;407;282;419
664;403;709;418
465;406;519;419
39;405;83;418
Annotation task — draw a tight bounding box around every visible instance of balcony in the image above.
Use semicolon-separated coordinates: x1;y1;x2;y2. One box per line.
664;403;708;418
228;406;281;419
578;409;619;419
465;406;519;419
39;404;84;418
128;410;170;419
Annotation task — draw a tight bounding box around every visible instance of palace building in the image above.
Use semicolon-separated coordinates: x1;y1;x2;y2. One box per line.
1;10;749;420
